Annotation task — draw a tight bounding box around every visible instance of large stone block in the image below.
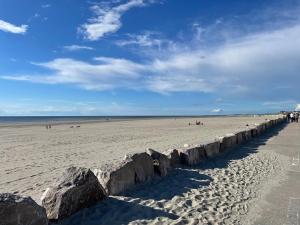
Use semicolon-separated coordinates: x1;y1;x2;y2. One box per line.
203;140;220;158
266;120;273;129
261;122;268;132
256;123;265;135
163;149;181;167
242;129;252;142
0;193;48;225
146;148;171;176
179;145;206;166
250;127;258;137
41;167;106;220
94;152;154;195
124;152;154;183
219;133;237;152
93;161;135;196
235;131;244;145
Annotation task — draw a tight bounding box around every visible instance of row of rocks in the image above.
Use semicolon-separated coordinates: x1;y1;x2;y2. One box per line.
0;116;286;225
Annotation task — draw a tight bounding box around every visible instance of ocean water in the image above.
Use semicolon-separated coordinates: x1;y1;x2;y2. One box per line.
0;114;260;126
0;116;144;126
0;115;214;126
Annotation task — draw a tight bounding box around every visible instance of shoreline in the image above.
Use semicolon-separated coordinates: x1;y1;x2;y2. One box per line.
0;114;271;128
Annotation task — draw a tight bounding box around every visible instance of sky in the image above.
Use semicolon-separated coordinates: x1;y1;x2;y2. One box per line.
0;0;300;116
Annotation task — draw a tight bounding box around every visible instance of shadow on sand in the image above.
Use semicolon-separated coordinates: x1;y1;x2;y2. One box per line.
53;123;287;225
55;196;179;225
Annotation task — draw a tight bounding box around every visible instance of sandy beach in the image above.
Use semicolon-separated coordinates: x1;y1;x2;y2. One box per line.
0;115;278;204
55;122;288;225
2;1;299;224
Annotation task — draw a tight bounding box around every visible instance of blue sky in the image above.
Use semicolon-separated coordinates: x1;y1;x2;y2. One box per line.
0;0;300;116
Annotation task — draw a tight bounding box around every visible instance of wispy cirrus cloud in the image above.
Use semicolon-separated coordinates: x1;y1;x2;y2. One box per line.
116;32;173;49
2;57;145;90
79;0;156;41
0;19;28;34
63;45;94;51
2;8;300;105
41;4;51;8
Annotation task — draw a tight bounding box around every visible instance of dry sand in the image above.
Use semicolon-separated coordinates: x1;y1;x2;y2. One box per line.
0;115;279;207
56;125;287;225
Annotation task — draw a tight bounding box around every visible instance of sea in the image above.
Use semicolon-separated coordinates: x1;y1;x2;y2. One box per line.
0;114;261;127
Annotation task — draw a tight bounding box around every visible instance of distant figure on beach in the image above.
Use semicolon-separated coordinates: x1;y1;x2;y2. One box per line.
295;113;299;123
290;112;295;123
45;125;48;130
195;120;204;126
287;113;290;122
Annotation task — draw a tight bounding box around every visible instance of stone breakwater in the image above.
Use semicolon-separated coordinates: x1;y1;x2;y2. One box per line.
0;115;287;224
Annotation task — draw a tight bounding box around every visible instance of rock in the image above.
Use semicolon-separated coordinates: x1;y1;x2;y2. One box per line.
260;123;267;133
41;167;106;220
163;149;181;167
94;152;154;195
179;146;206;166
219;133;237;152
183;144;189;148
0;193;48;225
265;120;272;129
93;161;135;196
124;152;155;183
146;148;171;176
255;123;266;135
203;141;220;158
241;129;252;142
235;131;244;145
251;127;258;137
270;119;275;127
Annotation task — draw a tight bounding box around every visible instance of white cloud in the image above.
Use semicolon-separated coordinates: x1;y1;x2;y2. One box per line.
63;45;94;51
79;0;154;40
262;100;296;107
2;22;300;101
41;4;51;8
296;104;300;111
211;108;223;113
116;32;172;49
2;57;145;90
0;19;27;34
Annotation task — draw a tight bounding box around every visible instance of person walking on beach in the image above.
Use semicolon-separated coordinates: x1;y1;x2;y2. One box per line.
290;112;294;123
295;113;299;123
